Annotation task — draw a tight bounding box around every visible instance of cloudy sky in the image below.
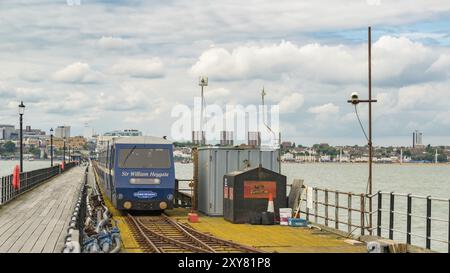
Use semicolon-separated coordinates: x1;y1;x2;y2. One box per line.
1;0;450;146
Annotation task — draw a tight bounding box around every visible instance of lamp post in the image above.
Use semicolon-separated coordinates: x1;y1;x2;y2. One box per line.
50;128;54;167
63;139;66;165
68;144;71;162
18;101;25;172
199;76;208;145
347;26;377;234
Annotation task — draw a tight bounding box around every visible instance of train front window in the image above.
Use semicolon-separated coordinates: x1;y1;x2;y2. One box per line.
118;148;171;169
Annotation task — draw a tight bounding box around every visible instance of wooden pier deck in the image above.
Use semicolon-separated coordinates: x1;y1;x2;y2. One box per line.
0;166;85;253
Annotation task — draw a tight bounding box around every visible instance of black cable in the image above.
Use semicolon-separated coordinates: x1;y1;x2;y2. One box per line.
354;105;369;142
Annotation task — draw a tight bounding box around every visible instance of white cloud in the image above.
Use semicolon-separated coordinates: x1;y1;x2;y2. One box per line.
309;103;339;115
97;36;133;50
308;103;339;121
190;36;450;85
111;58;164;78
278;93;304;114
52;62;103;83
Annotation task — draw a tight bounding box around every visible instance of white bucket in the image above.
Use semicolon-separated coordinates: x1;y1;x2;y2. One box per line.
279;208;292;226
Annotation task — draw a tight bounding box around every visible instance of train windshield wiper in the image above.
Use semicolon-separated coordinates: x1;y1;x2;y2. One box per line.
121;145;137;167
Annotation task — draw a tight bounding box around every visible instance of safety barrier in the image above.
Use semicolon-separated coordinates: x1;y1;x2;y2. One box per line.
0;161;78;205
296;185;450;252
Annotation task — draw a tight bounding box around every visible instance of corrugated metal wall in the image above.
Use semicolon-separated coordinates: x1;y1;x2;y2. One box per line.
198;147;280;216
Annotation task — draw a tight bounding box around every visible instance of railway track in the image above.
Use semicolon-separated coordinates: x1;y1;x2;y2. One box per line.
126;213;264;253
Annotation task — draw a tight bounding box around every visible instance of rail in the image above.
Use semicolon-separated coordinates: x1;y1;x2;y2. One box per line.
0;161;77;205
296;185;450;252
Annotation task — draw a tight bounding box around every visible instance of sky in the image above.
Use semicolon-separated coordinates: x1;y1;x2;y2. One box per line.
0;0;450;146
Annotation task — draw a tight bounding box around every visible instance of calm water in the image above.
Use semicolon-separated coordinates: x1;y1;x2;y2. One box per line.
175;162;450;252
176;162;450;198
0;160;53;176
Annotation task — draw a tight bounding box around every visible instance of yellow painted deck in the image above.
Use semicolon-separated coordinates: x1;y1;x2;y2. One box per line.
167;209;366;253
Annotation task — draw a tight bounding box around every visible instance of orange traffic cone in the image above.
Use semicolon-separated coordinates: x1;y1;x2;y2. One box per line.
267;193;274;213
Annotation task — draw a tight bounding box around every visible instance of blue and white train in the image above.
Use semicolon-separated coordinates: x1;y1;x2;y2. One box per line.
95;136;175;211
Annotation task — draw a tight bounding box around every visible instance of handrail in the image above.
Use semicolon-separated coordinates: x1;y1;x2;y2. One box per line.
297;185;450;253
0;161;78;205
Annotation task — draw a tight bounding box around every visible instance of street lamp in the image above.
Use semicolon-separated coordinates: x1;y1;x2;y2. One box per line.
50;128;54;167
347;26;377;234
18;101;25;172
63;138;66;165
199;76;208;145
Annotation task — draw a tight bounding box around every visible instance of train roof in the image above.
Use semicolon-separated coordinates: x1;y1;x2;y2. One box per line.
112;136;172;145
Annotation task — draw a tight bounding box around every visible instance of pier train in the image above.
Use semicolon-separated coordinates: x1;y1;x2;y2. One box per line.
95;136;175;211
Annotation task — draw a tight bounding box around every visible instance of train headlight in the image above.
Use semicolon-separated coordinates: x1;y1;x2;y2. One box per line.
123;201;132;209
159;202;168;210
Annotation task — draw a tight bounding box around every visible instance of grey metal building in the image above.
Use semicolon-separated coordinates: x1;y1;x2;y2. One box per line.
197;146;280;216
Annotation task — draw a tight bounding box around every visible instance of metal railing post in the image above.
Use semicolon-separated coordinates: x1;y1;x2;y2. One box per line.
426;196;431;249
389;192;395;240
314;188;318;223
360;194;365;235
406;194;412;245
448;199;450;253
348;193;352;234
325;189;329;227
335;192;339;230
377;191;382;236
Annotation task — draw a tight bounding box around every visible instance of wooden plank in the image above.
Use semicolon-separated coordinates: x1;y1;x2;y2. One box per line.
0;167;84;253
34;181;81;253
22;171;82;253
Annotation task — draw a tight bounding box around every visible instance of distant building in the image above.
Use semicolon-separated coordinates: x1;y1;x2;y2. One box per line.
247;131;261;146
103;129;142;137
0;124;15;140
281;141;293;149
413;130;423;148
220;131;234;146
23;126;45;138
191;131;205;145
281;152;295;161
51;136;86;150
55;126;71;139
83;124;94;140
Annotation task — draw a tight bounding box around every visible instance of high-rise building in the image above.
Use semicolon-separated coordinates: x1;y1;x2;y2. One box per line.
84;123;94;140
413;130;423;148
55;126;71;139
191;131;205;145
247;131;261;146
220;131;234;146
0;125;15;140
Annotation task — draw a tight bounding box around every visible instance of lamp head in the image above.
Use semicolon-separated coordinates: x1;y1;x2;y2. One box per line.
18;101;25;115
350;92;359;105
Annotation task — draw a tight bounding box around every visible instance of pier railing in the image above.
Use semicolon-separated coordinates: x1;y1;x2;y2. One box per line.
373;191;450;253
297;186;370;236
296;186;450;253
0;162;77;206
